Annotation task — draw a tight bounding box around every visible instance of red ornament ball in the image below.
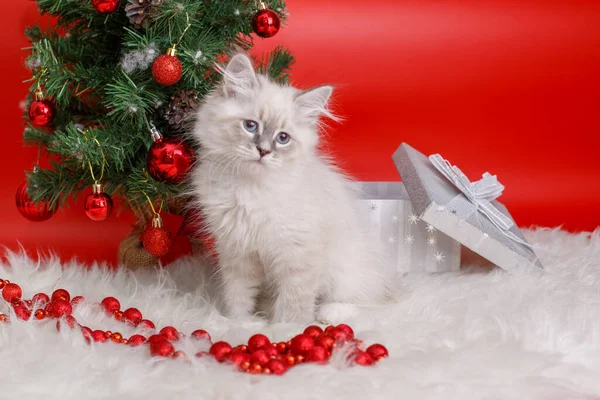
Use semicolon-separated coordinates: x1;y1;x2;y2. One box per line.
14;304;32;320
159;326;180;341
354;351;374;366
230;350;251;367
305;346;328;363
51;289;70;303
248;334;271;353
84;186;113;221
315;333;335;351
150;339;175;357
28;98;56;127
141;227;172;257
266;359;287;375
209;341;233;362
92;330;107;342
16;182;56;222
336;324;355;341
252;8;281;38
328;327;349;342
122;308;143;326
191;329;211;342
92;0;121;13
128;334;146;346
2;283;22;303
101;297;121;313
303;325;323;338
152;53;183;86
261;345;279;359
32;293;50;306
289;334;315;356
366;344;389;361
147;137;194;184
140;319;156;331
46;300;73;317
147;334;166;344
250;349;271;366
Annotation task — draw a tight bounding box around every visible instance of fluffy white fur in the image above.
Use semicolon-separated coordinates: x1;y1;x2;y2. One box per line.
189;54;390;323
1;228;600;399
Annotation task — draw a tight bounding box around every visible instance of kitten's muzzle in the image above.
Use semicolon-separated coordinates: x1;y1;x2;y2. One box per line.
257;146;272;158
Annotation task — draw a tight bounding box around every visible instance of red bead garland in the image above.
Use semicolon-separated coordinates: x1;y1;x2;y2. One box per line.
0;278;389;375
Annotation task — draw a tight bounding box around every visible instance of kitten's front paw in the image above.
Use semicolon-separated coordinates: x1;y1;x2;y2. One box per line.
317;303;360;325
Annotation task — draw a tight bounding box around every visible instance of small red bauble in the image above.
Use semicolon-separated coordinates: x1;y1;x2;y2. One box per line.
315;333;335;351
84;184;113;221
46;300;73;317
366;344;389;361
303;325;323;338
266;359;287;375
128;334;146;346
92;0;121;13
71;296;84;305
289;333;315;356
252;6;281;38
122;308;143;326
16;182;55;222
51;289;70;303
92;330;107;342
2;283;22;303
150;339;175;357
209;341;233;362
191;329;211;341
0;314;9;322
249;363;263;374
141;226;172;257
159;326;179;341
34;309;46;320
250;349;270;366
230;350;251;367
328;327;349;342
276;342;288;354
248;334;270;353
260;345;279;359
336;324;354;341
147;334;166;343
101;297;120;313
354;351;374;366
111;332;123;343
140;319;156;331
147;137;194;184
14;304;31;320
152;49;183;86
28;98;56;127
306;346;328;363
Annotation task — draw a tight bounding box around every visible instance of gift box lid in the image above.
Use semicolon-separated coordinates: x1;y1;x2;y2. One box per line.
393;143;543;272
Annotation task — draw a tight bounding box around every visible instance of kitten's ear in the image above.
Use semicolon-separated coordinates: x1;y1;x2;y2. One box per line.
221;54;258;98
294;86;335;122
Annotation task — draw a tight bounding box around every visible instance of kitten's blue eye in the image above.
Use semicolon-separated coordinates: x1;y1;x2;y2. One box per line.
242;120;258;133
275;132;291;145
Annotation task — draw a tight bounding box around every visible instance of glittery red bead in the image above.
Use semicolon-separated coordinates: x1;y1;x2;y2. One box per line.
266;359;287;375
100;297;120;313
152;54;183;86
28;98;56;127
140;319;156;331
276;342;288;354
159;326;179;341
92;330;107;342
71;296;84;305
15;182;56;222
51;289;70;303
46;300;73;318
2;283;22;303
122;308;143;326
14;304;31;320
354;351;374;366
248;362;263;374
305;346;328;363
366;344;389;361
315;333;335;351
260;345;279;359
113;310;123;321
250;349;270;366
289;334;315;356
191;329;211;342
91;0;120;13
328;327;349;342
128;334;147;346
303;325;324;338
150;339;175;357
209;341;233;362
32;293;50;307
34;309;46;320
248;334;270;353
336;324;355;341
230;350;251;367
251;8;281;38
0;314;8;322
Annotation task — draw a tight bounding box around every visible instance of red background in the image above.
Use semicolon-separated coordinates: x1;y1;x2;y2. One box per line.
2;0;599;266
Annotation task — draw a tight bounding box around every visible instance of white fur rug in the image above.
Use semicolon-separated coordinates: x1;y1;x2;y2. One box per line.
1;228;600;400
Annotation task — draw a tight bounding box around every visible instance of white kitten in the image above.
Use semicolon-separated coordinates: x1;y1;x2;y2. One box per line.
190;54;391;323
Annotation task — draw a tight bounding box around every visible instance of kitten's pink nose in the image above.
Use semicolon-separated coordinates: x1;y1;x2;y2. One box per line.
257;147;271;158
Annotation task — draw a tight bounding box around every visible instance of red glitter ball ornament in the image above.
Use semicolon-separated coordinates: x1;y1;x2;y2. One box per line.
46;300;73;317
191;329;211;341
101;297;120;313
122;308;143;326
28;97;56;127
248;334;270;353
152;49;183;86
306;346;328;363
141;215;172;257
84;184;113;221
128;334;146;346
147;334;166;344
14;304;31;320
150;339;175;357
289;333;315;356
2;283;22;303
209;341;233;362
32;293;50;306
16;182;56;222
140;319;156;331
354;351;374;366
315;333;335;351
51;289;70;303
336;324;354;341
303;325;323;338
260;345;279;359
92;330;107;342
147;134;194;184
328;327;349;342
266;359;287;375
159;326;180;341
92;0;121;13
230;350;251;367
366;344;389;361
251;4;281;38
250;349;270;366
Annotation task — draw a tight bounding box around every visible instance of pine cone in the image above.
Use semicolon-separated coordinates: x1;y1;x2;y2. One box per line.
165;89;200;129
125;0;162;29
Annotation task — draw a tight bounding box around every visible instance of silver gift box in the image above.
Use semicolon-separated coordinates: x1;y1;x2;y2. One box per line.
358;182;461;273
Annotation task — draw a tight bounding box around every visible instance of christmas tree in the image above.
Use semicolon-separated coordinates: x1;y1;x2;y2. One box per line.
18;0;292;260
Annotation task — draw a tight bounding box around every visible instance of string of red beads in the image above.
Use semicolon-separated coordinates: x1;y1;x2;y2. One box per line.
0;278;388;375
